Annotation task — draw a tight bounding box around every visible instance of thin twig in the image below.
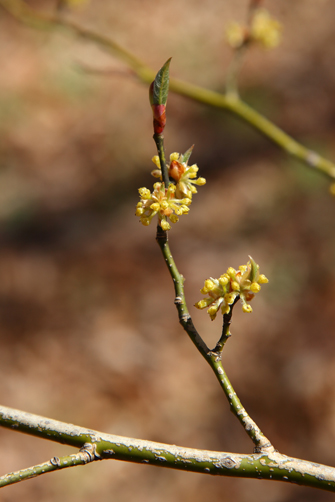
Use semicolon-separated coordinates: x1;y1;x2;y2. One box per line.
153;134;169;188
155;226;272;451
1;0;335;180
225;45;248;97
206;356;272;451
0;445;100;488
213;297;239;354
156;226;209;358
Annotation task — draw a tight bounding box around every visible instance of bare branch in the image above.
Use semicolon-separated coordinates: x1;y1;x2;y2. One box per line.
0;444;100;488
0;405;335;492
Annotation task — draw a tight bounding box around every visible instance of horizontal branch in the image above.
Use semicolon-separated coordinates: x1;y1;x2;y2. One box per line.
1;0;335;180
1;405;335;492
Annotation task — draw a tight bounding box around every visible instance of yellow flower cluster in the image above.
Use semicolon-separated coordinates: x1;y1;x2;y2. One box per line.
251;9;282;48
136;183;191;231
151;151;206;200
136;148;205;231
226;9;282;50
195;257;268;320
225;23;247;49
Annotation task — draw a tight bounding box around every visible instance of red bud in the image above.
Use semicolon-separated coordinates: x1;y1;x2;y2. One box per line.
152;104;166;134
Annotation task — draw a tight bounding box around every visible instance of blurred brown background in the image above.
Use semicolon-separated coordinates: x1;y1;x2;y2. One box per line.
0;0;335;501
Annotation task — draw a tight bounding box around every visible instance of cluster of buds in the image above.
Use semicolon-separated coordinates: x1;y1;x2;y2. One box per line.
151;150;206;200
136;148;205;231
136;183;191;231
195;257;268;320
226;8;282;49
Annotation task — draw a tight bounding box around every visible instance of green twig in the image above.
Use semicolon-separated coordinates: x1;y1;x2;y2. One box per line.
0;445;99;488
0;405;335;492
156;226;209;357
207;356;272;451
225;45;248;97
153;134;169;187
1;0;334;180
213;298;239;353
156;228;272;451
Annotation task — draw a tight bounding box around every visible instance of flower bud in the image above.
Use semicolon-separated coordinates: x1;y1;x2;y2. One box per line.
258;274;269;284
250;282;261;293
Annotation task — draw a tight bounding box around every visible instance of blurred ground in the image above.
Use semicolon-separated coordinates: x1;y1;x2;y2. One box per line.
0;0;335;501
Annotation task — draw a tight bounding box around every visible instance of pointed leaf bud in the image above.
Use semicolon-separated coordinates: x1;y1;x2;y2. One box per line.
149;58;171;134
248;256;259;283
149;58;171;106
180;145;194;164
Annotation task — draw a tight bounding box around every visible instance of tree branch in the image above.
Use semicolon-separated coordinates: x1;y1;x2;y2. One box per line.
156;227;272;451
0;444;100;488
0;405;335;492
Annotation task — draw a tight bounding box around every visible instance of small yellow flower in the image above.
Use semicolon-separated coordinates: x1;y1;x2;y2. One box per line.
151;148;206;200
258;274;269;284
225;22;247;49
250;282;261;293
231;281;240;291
224;293;236;305
195;257;268;320
227;267;237;278
136;182;191;231
169;152;179;162
225;9;281;51
219;275;229;287
250;9;282;48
